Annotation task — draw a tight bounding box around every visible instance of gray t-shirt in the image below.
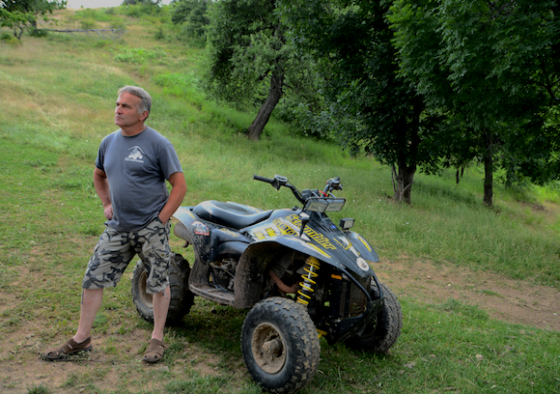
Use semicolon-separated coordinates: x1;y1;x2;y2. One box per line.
95;126;183;232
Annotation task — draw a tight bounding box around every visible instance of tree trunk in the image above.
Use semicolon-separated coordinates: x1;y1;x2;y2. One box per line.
483;133;493;206
14;27;24;40
393;163;416;204
247;73;284;141
30;19;39;36
391;101;422;204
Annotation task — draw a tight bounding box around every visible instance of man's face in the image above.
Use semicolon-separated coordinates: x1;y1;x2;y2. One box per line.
114;92;147;128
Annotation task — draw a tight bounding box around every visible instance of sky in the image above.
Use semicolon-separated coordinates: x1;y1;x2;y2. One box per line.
66;0;172;9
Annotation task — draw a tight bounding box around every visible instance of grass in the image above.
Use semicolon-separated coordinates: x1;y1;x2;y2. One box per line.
27;384;50;394
0;5;559;394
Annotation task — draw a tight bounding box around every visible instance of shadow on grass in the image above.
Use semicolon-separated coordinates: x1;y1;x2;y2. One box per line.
414;181;479;207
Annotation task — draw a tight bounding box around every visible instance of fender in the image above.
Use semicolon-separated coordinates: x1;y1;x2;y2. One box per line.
172;206;198;243
345;231;380;263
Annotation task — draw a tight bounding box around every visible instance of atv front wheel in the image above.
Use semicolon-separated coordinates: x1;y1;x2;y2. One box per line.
345;282;402;353
241;297;320;394
131;253;194;325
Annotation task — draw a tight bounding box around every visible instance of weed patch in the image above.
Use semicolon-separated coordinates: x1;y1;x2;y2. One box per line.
27;384;50;394
113;47;168;65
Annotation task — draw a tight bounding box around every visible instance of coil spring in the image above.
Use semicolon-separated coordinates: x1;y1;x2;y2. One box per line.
296;256;321;306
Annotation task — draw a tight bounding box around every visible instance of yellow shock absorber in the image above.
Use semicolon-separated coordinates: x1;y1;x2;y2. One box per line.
297;256;321;306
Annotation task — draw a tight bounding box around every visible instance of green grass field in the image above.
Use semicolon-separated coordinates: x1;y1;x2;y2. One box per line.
0;7;559;394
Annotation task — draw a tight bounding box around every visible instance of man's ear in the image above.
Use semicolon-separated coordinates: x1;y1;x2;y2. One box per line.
140;110;149;122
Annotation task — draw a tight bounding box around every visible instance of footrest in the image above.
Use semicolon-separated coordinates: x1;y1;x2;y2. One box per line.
189;284;235;306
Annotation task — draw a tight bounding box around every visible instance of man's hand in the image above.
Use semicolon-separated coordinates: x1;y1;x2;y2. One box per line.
94;168;112;220
104;204;113;220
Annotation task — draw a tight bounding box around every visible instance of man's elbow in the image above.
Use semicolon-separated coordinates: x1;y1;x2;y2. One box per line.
179;183;187;198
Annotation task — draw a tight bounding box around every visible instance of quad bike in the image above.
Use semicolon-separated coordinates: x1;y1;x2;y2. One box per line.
131;175;402;393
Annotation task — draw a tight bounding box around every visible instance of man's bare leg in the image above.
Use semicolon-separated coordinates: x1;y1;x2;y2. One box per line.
151;285;170;341
74;288;104;343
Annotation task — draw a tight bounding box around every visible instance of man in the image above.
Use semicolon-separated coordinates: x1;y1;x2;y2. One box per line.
42;86;187;363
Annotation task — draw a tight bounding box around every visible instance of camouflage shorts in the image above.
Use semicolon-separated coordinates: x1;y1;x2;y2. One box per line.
83;217;171;294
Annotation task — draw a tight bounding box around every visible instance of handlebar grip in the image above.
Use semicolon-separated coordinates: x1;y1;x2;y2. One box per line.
253;175;275;184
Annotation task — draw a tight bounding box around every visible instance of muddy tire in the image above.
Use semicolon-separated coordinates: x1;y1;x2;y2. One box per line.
241;297;320;394
345;282;402;353
131;253;194;325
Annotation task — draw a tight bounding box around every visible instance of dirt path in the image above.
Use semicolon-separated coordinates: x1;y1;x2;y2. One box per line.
376;255;560;332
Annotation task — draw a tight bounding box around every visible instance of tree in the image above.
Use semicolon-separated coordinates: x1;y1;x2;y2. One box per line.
0;8;31;39
205;0;320;141
281;0;448;203
170;0;209;37
390;0;560;205
0;0;66;39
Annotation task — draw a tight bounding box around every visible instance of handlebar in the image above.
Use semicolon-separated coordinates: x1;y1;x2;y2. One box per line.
254;174;304;204
253;175;275;184
253;174;288;190
254;174;343;207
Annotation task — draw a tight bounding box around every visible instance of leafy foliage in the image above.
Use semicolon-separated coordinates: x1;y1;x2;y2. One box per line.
0;0;66;39
170;0;209;38
205;0;323;140
281;0;451;203
0;8;31;39
389;0;560;205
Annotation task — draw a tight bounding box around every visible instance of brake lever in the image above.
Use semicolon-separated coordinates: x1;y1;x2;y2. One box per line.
273;175;288;190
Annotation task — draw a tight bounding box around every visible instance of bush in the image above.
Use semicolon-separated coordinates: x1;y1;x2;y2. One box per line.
154;72;201;97
274;100;336;140
0;31;13;41
80;20;97;29
120;3;162;18
154;25;165;40
113;47;168;65
0;31;20;46
29;29;49;37
109;19;126;30
76;8;113;22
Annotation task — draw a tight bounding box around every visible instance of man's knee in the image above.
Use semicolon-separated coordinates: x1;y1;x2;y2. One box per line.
81;288;104;306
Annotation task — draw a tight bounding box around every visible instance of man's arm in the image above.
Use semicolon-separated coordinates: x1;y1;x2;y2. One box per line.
158;172;187;223
93;167;113;220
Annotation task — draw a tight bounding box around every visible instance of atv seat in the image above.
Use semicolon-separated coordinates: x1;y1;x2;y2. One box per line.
193;201;273;230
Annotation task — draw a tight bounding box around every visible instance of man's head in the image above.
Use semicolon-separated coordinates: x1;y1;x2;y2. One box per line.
115;86;152;133
118;85;152;118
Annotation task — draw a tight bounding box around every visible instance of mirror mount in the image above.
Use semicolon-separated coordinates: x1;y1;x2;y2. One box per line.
299;212;310;237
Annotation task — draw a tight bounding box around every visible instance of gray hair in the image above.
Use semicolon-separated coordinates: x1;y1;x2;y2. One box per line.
118;85;152;117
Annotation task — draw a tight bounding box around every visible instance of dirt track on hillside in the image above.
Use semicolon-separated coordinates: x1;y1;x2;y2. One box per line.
376;255;560;332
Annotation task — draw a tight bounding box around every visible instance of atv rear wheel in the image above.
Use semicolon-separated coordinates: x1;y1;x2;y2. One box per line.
241;297;320;394
131;253;194;325
345;282;402;353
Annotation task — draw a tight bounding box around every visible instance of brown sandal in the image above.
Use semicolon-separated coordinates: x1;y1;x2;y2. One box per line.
142;338;167;363
41;337;92;361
